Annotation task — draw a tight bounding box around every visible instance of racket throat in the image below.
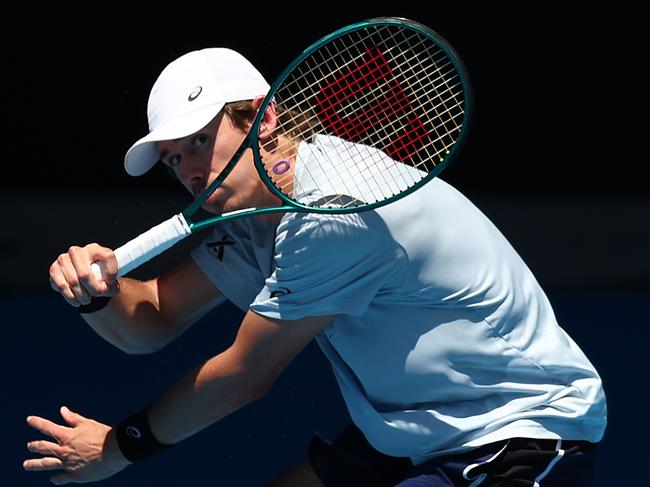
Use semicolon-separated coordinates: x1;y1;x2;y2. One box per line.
184;135;253;216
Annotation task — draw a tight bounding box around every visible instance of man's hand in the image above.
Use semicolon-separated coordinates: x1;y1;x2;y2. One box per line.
24;406;130;484
49;243;119;307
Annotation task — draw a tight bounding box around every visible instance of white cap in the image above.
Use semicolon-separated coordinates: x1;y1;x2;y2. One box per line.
124;48;270;177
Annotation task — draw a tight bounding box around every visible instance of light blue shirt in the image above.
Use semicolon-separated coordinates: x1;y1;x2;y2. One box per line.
193;136;607;463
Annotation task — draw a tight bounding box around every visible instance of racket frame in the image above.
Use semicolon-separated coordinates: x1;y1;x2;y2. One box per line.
92;17;473;279
185;16;473;233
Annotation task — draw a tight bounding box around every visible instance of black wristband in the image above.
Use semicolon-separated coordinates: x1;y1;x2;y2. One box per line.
115;407;170;463
77;296;112;314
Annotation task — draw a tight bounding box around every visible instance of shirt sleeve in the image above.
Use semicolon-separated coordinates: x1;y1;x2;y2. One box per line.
250;212;408;320
190;219;275;312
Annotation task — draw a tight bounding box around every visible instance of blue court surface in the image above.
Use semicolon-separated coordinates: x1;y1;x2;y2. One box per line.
6;290;647;486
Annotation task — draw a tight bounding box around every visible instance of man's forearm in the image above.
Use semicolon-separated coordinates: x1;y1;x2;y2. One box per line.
82;277;167;353
146;347;267;445
115;310;327;459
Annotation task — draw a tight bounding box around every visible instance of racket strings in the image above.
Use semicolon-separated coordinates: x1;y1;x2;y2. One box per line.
377;25;465;153
306;39;392;205
279;27;464;163
317;35;421;198
334;28;456;166
275;71;463;205
317;42;463;172
272;29;462;174
331;35;464;178
276;40;462;168
270;32;464;206
260;23;467;208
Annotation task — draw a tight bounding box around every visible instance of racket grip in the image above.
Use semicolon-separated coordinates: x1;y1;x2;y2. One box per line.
90;213;192;280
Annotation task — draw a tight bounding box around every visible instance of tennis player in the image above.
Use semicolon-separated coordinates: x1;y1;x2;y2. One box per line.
26;48;607;486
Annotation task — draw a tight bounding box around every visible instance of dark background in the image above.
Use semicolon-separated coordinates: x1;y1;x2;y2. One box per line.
4;4;648;486
5;4;646;199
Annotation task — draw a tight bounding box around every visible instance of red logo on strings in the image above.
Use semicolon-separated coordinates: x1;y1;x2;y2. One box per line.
315;47;428;162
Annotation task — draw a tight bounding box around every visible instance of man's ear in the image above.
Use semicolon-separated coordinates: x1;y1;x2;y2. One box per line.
252;95;278;142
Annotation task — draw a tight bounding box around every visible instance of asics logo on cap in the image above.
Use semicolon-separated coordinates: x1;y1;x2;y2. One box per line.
188;86;203;101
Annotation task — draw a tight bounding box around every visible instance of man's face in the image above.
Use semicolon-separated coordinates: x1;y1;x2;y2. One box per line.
156;112;275;215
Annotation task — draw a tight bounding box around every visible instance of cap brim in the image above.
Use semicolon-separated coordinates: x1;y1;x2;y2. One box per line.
124;102;225;177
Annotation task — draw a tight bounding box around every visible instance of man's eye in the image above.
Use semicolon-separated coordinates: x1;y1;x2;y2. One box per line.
193;135;208;148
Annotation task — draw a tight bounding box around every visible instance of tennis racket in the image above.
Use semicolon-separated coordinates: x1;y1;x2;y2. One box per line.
92;16;472;280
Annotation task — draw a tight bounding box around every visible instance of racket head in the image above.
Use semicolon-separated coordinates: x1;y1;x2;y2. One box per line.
251;17;473;213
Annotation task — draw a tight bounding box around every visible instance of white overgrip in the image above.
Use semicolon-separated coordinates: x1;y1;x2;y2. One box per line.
90;213;192;280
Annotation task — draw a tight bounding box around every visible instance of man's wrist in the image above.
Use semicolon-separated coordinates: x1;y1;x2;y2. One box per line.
107;428;133;468
114;407;171;463
78;296;112;314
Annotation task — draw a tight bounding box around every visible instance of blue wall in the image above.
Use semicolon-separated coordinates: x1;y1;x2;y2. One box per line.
6;290;648;486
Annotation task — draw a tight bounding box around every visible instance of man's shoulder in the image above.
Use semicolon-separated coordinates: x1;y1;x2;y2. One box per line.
274;212;404;270
277;211;389;244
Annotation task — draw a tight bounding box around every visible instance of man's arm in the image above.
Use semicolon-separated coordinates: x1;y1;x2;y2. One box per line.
49;242;223;354
148;310;332;442
24;311;332;484
84;256;223;354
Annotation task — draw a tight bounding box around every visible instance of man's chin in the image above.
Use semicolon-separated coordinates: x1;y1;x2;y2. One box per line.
201;201;225;215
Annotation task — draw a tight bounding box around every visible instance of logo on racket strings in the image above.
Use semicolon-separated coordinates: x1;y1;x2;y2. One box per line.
315;47;429;163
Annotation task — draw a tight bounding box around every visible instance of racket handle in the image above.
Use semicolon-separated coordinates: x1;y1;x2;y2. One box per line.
90;213;192;280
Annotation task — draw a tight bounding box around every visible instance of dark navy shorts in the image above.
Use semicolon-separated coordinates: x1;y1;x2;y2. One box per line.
308;425;597;487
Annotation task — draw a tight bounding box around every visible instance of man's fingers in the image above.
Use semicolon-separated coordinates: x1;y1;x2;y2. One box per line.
49;244;119;303
60;405;84;426
26;416;67;443
49;265;79;306
69;246;106;296
86;246;119;296
99;250;119;283
59;252;92;305
23;456;64;471
27;439;63;457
